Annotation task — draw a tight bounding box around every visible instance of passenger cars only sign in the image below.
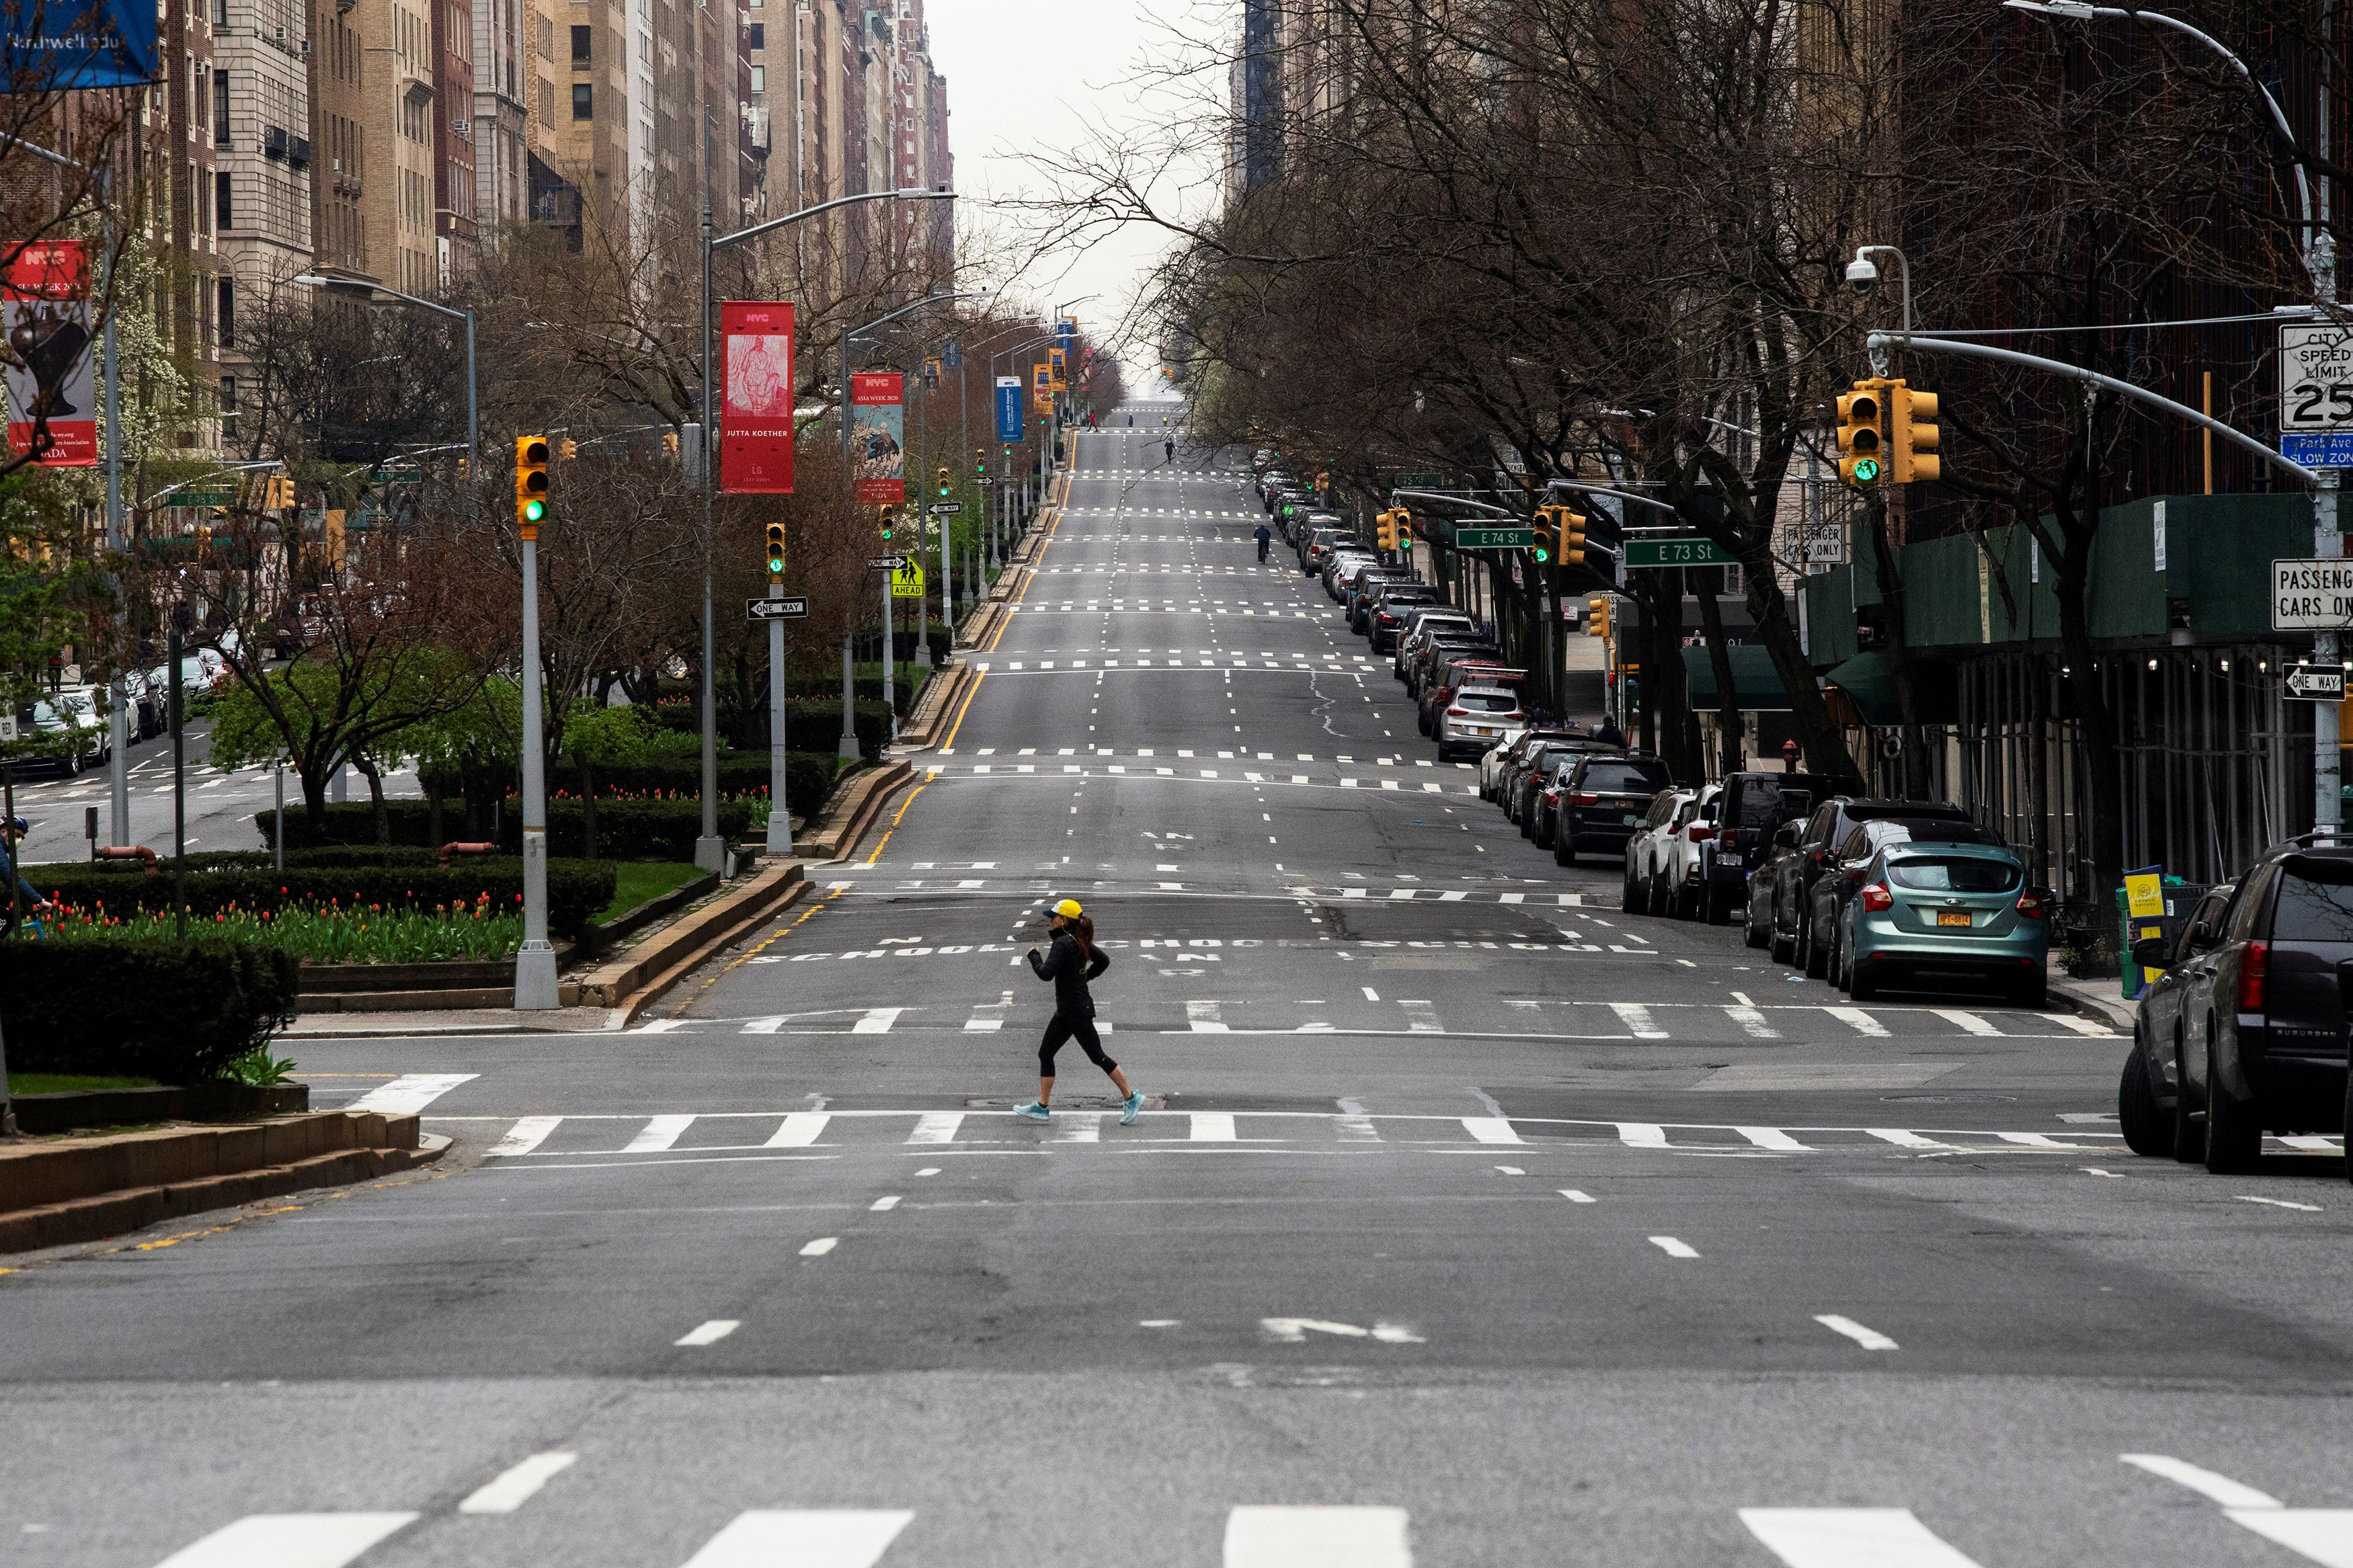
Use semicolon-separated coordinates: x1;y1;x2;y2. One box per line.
2272;558;2353;629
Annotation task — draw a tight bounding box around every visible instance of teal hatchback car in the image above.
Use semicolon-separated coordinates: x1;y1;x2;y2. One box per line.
1831;840;2050;1005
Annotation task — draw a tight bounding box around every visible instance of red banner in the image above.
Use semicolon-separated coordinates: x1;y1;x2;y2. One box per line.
850;370;904;505
719;300;795;493
3;240;95;466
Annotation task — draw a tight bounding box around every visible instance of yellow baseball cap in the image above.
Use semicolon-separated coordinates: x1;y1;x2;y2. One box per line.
1052;899;1084;918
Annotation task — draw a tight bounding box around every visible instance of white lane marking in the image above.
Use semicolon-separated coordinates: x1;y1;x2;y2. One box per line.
1222;1505;1412;1568
1187;999;1230;1032
1558;1190;1596;1203
625;1115;695;1153
1725;1005;1780;1038
764;1112;830;1148
1814;1314;1899;1350
1867;1128;1947;1148
1361;986;1381;1001
1932;1009;2000;1036
348;1073;477;1114
2280;1135;2343;1151
1993;1132;2072;1149
2237;1195;2323;1211
2051;1014;2116;1036
630;1020;688;1034
679;1510;914;1568
1493;1165;1525;1175
799;1237;839;1256
2228;1512;2353;1566
740;1016;785;1034
1826;1007;1890;1037
489;1116;562;1157
1398;999;1443;1033
457;1452;577;1514
2119;1454;2284;1510
674;1319;740;1346
1191;1112;1238;1141
1461;1116;1521;1145
1616;1122;1669;1149
1648;1236;1700;1258
1739;1126;1808;1151
1609;1001;1668;1038
151;1514;420;1568
1335;1113;1382;1141
1739;1508;1987;1567
870;1195;901;1211
1053;1112;1104;1143
908;1112;963;1144
852;1007;904;1034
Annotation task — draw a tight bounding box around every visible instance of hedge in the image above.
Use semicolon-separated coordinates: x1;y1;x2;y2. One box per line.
29;856;617;939
558;751;839;818
253;799;754;864
0;938;298;1081
783;699;892;759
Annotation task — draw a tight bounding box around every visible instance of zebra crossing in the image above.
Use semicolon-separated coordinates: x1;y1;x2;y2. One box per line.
972;654;1387;673
448;1106;2157;1161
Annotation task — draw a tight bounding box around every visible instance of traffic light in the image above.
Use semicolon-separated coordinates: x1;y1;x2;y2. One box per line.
262;474;294;511
664;430;680;457
879;505;895;544
1836;378;1887;486
514;435;549;535
559;438;579;460
1586;595;1611;638
1887;382;1940;483
1560;506;1587;567
764;522;786;576
973;447;986;479
1531;504;1559;565
936;466;951;500
1375;509;1396;550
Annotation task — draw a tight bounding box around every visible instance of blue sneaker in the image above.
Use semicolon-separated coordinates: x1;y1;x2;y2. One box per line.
1014;1102;1050;1122
1120;1093;1143;1126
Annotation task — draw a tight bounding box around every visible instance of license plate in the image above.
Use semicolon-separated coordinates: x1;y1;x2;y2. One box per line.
1477;727;1495;735
1936;911;1972;927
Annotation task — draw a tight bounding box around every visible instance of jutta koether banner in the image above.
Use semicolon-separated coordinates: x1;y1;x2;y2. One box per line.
3;240;95;466
719;300;793;493
851;371;904;505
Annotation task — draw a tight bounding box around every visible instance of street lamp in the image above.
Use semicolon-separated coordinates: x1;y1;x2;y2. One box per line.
694;185;956;873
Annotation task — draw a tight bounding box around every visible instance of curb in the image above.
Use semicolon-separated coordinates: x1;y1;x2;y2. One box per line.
570;860;808;1014
794;760;913;861
2052;977;2135;1035
606;878;815;1026
896;663;971;749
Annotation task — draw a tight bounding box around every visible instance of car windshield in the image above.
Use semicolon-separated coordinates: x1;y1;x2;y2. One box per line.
2272;868;2353;942
1583;761;1670;792
1453;691;1519;712
1887;856;2022;893
1739;782;1820;828
31;702;59;723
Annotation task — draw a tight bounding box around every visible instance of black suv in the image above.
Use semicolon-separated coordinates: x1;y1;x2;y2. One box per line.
1554;752;1675;862
1698;771;1856;926
1763;796;1974;977
2122;837;2353;1174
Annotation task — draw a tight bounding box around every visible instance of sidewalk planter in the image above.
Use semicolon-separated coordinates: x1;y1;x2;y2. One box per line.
13;1081;309;1134
35;856;617;941
0;939;299;1081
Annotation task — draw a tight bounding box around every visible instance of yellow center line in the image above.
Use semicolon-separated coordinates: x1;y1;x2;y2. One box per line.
863;782;928;866
939;668;987;751
703;883;846;987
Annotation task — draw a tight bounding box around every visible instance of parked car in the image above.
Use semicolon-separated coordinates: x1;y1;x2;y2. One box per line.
1503;737;1587;825
1702;771;1857;927
1375;597;1458;657
2119;882;2237;1160
1435;684;1525;763
1556;751;1675;865
1763;796;1975;976
53;686;114;762
1623;787;1702;914
1660;783;1727;919
1322;550;1378;599
1392;610;1478;677
1829;837;2050;1005
1408;638;1499;702
1419;656;1520;736
1301;527;1361;576
1806;819;2009;983
2123;837;2353;1173
13;698;100;776
1349;571;1422;632
1484;727;1572;802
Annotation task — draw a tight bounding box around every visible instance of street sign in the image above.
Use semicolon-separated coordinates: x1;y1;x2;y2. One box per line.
1625;536;1736;569
746;597;809;622
1455;526;1536;549
2282;431;2353;467
173;490;231;508
2279;321;2353;434
928;502;963;515
867;554;908;570
2286;663;2350;700
975;477;996;487
2272;557;2353;629
890;559;926;600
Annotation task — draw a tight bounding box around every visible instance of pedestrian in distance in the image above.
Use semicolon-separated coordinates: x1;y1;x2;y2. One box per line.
1593;715;1626;749
1016;899;1142;1125
1255;521;1272;562
1164;439;1175;463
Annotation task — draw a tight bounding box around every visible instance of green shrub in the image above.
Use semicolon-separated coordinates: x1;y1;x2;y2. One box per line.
251;799;754;865
783;699;892;761
28;857;617;939
555;750;840;817
0;938;298;1082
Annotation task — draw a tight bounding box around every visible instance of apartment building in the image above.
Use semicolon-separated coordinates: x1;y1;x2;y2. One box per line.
309;0;370;281
430;0;476;279
358;0;436;294
473;0;531;228
216;0;315;305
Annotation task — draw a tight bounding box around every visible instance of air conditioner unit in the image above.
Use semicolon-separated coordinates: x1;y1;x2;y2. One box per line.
262;123;288;158
290;135;311;168
453;117;471;136
298;36;311;55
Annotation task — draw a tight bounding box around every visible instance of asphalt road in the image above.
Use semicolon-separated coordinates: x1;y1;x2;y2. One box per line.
9;410;2353;1568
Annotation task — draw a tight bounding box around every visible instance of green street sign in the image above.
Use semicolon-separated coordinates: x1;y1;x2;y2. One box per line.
173;491;231;508
1625;536;1736;569
1455;526;1536;549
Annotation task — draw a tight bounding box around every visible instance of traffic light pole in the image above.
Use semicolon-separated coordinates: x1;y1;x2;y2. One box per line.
514;526;559;1008
914;377;929;667
766;576;792;856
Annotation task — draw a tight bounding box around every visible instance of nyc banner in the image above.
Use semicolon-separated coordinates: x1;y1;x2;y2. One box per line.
850;371;904;505
719;300;793;494
994;376;1023;442
3;240;94;466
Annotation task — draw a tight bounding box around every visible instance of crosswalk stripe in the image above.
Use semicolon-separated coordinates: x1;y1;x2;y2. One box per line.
348;1073;476;1114
1223;1505;1411;1568
1995;1132;2072;1149
1053;1112;1105;1143
153;1514;420;1568
1739;1508;1987;1567
1335;1114;1382;1142
1933;1009;1999;1036
1187;999;1230;1032
2225;1511;2353;1565
2281;1134;2343;1151
1462;1116;1521;1144
457;1452;577;1514
625;1115;695;1153
2120;1453;2285;1508
1610;1002;1667;1038
1739;1126;1808;1151
1827;1007;1890;1037
678;1510;914;1568
2051;1014;2117;1036
489;1116;563;1157
1617;1122;1669;1149
1398;999;1443;1033
853;1007;904;1033
908;1112;963;1145
742;1017;785;1034
764;1113;830;1148
1191;1112;1238;1141
1867;1128;1945;1148
1725;1005;1780;1038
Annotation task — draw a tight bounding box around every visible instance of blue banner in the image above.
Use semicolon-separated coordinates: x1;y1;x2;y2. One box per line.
3;0;159;87
1057;317;1076;356
994;377;1024;442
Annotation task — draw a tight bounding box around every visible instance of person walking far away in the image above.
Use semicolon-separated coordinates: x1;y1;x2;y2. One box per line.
1016;899;1142;1125
1593;715;1626;749
1164;439;1175;463
1254;520;1272;563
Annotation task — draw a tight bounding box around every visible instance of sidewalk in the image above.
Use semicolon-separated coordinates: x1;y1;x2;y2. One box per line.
2051;975;2134;1034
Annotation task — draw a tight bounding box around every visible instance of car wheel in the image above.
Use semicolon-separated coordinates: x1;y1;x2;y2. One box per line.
1622;864;1641;913
1646;866;1670;918
67;748;81;776
1831;922;1851;992
2012;972;2048;1008
2119;1038;2169;1157
1769;907;1794;964
1800;912;1827;978
2203;1039;2263;1174
1519;804;1535;839
1849;955;1879;1001
1674;880;1698;921
1703;878;1729;927
2171;1034;2206;1163
1554;832;1577;867
1533;814;1554;851
1743;897;1769;949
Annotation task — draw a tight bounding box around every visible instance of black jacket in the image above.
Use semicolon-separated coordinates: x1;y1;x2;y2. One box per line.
1028;931;1111;1018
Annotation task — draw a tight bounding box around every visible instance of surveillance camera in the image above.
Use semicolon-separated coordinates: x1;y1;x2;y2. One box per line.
1845;256;1881;292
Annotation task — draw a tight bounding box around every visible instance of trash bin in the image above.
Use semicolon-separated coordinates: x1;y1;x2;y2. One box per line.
2116;874;2200;1001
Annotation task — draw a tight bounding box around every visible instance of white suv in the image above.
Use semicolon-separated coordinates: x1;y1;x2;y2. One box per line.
1661;782;1724;919
1437;686;1524;762
1622;787;1699;916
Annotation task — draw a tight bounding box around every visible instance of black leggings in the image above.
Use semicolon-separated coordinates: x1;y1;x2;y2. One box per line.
1039;1014;1118;1075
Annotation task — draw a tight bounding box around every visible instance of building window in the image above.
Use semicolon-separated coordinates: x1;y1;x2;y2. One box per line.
748;65;762;93
218;278;235;348
571;82;592;119
211;0;225;23
215;171;233;229
747;20;761;48
569;22;589;60
214;69;229;145
196;166;211;235
218;374;237;427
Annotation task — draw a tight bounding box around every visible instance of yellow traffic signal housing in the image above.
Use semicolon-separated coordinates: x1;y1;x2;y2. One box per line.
559;438;580;460
1532;503;1562;564
514;435;549;536
1375;509;1397;550
1836;378;1888;486
936;465;951;499
764;522;787;576
1887;382;1941;483
1586;595;1611;637
879;505;895;544
1562;507;1587;567
663;431;680;457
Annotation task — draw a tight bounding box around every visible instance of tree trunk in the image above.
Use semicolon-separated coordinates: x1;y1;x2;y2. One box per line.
1695;570;1743;778
352;755;389;844
1737;540;1859;780
580;757;598;861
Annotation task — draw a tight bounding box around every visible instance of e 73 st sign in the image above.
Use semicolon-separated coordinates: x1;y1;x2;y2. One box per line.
2273;559;2353;629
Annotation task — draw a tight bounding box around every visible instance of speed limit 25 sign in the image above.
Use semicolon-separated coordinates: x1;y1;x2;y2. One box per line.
2279;322;2353;429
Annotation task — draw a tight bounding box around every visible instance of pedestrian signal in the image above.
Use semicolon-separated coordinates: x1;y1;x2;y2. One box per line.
559;438;579;460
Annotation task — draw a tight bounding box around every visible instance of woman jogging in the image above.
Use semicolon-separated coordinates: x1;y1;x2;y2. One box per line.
1016;899;1142;1124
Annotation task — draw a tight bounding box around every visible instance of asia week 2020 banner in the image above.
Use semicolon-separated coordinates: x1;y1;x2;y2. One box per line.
851;370;904;505
719;300;793;494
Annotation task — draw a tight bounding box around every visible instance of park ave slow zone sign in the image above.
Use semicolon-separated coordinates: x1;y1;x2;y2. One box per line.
2272;558;2353;630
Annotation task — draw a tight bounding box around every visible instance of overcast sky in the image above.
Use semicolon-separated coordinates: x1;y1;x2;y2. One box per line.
924;0;1227;396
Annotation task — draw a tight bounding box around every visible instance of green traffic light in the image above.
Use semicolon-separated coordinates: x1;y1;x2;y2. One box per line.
1853;457;1882;484
522;499;545;522
1533;546;1551;564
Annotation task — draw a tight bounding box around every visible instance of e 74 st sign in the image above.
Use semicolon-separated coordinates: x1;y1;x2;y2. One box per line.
2273;559;2353;630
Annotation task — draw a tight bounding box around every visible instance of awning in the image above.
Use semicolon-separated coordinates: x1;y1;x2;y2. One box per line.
1822;651;1959;727
1681;645;1798;712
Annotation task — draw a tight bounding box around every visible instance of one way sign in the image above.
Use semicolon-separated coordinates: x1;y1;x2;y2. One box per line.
2285;663;2348;700
746;597;809;622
